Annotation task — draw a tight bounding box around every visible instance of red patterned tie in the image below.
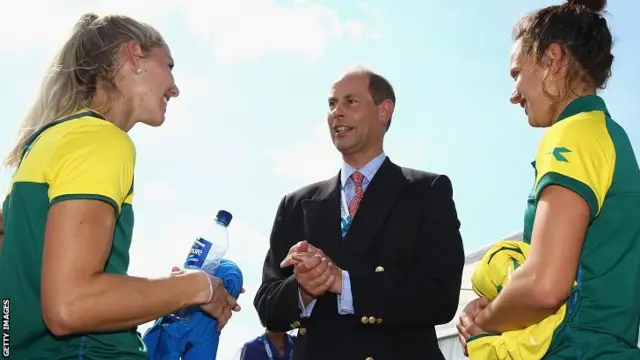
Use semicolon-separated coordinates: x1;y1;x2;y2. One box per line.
349;171;364;217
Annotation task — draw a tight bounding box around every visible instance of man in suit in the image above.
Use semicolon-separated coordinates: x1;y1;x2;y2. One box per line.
253;68;465;360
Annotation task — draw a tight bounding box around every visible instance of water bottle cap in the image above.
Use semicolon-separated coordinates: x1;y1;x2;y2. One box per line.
216;210;233;227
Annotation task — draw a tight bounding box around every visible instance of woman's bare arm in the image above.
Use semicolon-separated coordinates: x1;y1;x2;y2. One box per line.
41;199;211;336
475;185;589;333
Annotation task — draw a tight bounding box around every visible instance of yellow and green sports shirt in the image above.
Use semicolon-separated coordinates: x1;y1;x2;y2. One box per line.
523;95;640;359
0;110;146;359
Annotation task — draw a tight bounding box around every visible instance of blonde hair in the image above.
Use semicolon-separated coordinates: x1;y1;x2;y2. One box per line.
5;13;166;167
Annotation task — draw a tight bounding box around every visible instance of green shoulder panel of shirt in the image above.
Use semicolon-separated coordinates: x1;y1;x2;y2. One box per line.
522;95;640;358
0;112;146;359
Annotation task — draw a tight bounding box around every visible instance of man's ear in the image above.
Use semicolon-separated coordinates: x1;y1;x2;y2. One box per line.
379;99;394;127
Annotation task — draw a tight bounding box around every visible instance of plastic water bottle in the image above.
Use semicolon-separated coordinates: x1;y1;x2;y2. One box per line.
184;210;232;275
172;210;232;321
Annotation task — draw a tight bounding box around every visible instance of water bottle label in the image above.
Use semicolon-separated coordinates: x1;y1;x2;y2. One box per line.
185;237;212;268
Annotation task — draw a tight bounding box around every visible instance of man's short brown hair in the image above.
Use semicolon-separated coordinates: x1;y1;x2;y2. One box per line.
347;67;396;130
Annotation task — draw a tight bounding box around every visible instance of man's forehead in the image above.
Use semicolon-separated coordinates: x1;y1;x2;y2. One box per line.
330;73;368;95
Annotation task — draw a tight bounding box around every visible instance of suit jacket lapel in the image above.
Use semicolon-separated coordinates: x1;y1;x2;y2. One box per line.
344;158;407;253
301;174;344;266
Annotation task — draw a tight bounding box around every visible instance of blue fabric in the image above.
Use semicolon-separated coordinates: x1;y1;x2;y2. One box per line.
143;259;244;360
240;334;295;360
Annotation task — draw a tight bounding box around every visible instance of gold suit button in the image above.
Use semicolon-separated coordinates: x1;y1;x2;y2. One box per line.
368;316;376;323
376;318;383;324
374;266;384;272
361;316;368;324
298;327;307;335
365;357;374;360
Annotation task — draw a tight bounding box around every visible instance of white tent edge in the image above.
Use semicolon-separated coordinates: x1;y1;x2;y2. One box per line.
436;229;525;341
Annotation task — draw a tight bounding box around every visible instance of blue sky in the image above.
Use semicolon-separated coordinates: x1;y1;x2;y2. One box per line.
1;0;639;358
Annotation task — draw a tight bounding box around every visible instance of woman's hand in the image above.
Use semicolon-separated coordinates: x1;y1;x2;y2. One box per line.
456;297;490;355
171;267;243;332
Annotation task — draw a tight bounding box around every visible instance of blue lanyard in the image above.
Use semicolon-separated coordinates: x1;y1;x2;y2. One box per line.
262;337;293;360
340;187;351;239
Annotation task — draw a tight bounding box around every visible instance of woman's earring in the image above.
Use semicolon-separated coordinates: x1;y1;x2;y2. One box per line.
135;68;142;74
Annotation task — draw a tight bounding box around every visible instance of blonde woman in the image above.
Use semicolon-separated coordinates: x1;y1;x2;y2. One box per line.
0;13;240;359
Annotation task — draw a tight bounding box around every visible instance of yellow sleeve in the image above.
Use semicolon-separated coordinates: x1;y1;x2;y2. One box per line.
533;116;615;219
45;122;135;214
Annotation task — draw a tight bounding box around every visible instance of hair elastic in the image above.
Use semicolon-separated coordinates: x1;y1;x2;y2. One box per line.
203;271;214;304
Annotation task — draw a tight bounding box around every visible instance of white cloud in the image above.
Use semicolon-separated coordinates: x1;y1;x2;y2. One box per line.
0;0;175;54
0;1;68;53
183;0;365;63
2;0;367;63
267;122;341;185
343;20;366;40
